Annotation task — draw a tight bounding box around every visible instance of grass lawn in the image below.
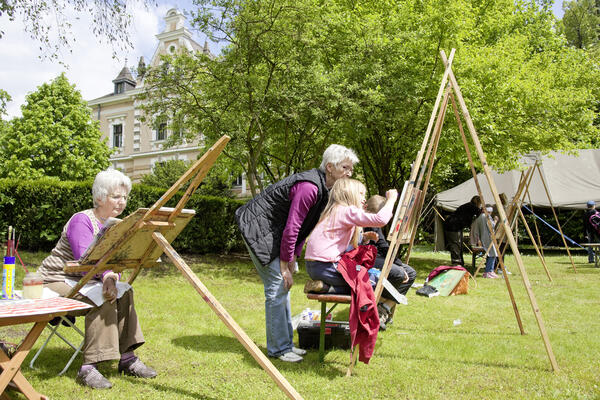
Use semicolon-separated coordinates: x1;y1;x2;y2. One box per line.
1;248;599;399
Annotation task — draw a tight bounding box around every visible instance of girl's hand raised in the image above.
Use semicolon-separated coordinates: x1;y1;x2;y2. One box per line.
386;189;398;202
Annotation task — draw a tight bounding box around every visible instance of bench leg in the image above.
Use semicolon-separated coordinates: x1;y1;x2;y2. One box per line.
318;302;326;363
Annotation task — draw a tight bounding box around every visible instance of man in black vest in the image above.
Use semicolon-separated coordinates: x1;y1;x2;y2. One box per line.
235;144;359;362
443;195;482;266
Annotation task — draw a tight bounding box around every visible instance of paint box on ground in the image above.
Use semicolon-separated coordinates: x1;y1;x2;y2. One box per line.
297;321;351;350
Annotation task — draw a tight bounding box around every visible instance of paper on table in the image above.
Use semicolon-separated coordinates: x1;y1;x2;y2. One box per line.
65;278;132;307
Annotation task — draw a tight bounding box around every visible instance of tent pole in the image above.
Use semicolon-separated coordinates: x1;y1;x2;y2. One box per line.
517;207;552;281
535;163;577;272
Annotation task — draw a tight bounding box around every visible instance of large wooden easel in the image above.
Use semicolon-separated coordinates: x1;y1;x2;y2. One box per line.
64;136;304;400
357;49;559;373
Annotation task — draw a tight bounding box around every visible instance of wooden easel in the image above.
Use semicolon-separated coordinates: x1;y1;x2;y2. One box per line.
350;49;559;374
474;157;578;279
64;136;304;400
473;166;553;281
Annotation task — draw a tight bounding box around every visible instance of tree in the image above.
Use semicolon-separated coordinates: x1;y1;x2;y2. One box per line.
140;0;341;196
0;73;112;180
141;0;600;197
561;0;600;49
0;0;155;60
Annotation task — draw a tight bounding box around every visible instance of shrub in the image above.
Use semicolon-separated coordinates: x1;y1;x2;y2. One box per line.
0;179;246;254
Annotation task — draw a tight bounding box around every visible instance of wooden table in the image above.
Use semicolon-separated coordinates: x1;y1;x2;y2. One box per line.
0;297;92;400
581;243;600;268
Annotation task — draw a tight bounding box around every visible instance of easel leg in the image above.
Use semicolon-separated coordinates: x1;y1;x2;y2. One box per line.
346;345;359;377
152;232;303;400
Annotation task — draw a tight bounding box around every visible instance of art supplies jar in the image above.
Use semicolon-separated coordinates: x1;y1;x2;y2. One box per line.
2;256;15;299
23;272;43;299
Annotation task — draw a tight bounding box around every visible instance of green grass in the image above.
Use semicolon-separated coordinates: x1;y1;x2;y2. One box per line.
2;249;599;399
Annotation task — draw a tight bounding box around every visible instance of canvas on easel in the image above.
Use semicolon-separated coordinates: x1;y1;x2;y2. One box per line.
63;135;304;400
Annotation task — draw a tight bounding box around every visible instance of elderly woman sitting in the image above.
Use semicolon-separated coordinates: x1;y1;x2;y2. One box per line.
38;169;156;389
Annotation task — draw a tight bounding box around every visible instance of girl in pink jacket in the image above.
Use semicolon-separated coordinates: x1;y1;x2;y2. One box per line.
304;178;397;293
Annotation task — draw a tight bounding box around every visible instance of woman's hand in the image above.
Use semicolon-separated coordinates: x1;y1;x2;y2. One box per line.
280;260;294;291
102;273;118;303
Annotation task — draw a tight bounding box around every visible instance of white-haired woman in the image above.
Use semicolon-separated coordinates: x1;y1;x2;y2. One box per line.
38;169;156;389
235;144;359;363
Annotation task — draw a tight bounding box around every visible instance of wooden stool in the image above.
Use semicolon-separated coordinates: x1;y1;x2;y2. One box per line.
305;293;351;362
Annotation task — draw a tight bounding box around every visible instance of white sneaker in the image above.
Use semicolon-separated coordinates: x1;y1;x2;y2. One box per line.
278;351;303;362
292;347;307;356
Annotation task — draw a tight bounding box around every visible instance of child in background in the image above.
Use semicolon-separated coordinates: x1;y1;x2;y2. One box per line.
363;195;417;329
304;179;398;296
470;204;499;278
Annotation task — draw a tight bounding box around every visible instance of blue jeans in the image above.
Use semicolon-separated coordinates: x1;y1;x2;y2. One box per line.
485;256;497;273
244;243;293;357
305;261;350;294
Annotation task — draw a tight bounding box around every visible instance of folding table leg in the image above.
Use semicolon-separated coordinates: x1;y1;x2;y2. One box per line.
0;321;48;400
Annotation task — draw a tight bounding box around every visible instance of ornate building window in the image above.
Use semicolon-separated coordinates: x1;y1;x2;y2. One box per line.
113;124;123;148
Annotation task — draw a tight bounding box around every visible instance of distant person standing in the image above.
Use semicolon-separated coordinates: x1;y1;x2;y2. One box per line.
443;196;482;266
471;205;498;278
583;200;599;263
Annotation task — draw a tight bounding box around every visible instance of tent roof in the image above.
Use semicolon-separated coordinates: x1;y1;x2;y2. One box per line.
435;149;600;211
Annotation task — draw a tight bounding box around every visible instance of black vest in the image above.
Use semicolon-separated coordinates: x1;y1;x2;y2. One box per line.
235;169;329;265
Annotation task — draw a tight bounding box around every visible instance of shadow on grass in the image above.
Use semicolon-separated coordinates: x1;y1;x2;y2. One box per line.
172;334;246;355
171;334;353;378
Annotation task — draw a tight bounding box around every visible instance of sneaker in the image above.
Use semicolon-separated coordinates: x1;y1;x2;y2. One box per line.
304;280;326;293
277;351;303;363
489;271;500;278
378;315;387;331
76;367;112;389
292;347;307;356
377;303;392;323
118;358;157;378
483;272;499;279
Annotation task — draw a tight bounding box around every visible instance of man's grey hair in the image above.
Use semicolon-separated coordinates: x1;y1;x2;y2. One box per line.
319;144;359;172
92;169;132;207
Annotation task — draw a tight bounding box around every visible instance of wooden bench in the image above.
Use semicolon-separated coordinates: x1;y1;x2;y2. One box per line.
305;293;351;362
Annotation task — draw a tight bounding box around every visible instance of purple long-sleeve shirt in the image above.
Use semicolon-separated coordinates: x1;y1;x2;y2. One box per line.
67;212;116;280
279;181;319;263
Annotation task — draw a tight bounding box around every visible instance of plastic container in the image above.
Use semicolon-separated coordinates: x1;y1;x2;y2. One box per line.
2;256;15;299
23;272;43;299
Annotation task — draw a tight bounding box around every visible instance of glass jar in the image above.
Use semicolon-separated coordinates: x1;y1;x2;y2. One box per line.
23;272;43;299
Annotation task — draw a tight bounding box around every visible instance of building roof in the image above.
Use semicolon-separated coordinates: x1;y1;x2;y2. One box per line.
112;66;136;85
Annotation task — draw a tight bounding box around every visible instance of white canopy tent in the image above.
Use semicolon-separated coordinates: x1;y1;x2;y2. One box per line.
435;149;600;211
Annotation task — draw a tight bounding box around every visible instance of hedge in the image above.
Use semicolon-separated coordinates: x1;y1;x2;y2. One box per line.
0;178;246;254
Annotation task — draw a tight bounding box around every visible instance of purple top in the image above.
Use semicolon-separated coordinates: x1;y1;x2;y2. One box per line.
279;181;319;263
67;212;115;280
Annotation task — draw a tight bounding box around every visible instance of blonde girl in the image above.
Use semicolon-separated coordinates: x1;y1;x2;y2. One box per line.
304;178;397;294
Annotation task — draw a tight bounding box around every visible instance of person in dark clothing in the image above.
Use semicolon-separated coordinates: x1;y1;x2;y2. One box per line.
583;200;598;263
363;195;417;330
443;195;482;266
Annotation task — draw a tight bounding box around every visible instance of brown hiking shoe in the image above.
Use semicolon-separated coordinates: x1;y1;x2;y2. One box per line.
303;280;325;293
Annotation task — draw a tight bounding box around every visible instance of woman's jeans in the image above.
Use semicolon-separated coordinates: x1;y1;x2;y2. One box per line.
485;256;497;273
245;243;293;357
